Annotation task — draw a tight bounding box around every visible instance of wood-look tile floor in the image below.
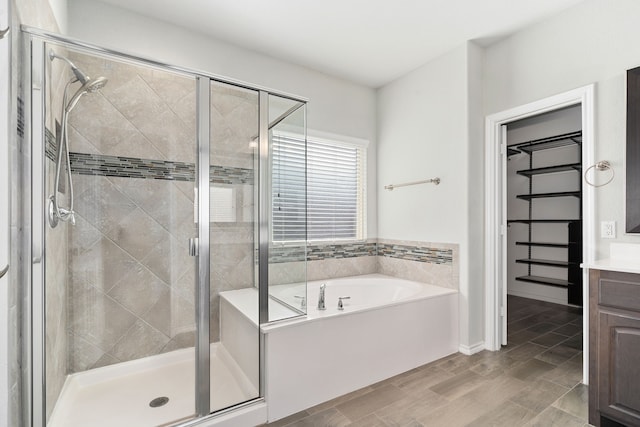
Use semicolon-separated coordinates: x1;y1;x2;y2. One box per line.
264;295;590;427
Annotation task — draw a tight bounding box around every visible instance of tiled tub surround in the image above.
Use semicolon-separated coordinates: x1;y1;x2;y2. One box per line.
269;240;458;290
377;239;458;290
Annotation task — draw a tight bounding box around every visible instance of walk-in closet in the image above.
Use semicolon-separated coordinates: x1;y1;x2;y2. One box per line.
506;105;583;308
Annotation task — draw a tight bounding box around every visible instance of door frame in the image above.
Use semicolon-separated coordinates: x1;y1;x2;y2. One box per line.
0;0;10;424
484;85;595;384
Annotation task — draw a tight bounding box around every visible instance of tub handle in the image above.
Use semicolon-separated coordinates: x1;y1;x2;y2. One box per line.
338;296;351;310
294;295;306;309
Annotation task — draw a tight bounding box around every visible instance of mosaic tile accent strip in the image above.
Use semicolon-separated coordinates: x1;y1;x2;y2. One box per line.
377;243;453;265
270;242;377;263
44;127;253;184
69;152;253;184
210;165;253;185
307;242;377;260
45;127;56;162
70;152;195;181
269;241;452;265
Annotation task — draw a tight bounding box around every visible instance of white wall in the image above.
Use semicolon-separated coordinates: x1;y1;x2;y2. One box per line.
484;0;640;260
47;0;66;32
466;42;485;350
377;44;484;349
66;0;378;238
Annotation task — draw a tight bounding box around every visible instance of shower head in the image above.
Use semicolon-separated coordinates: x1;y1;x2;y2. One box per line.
48;50;109;111
49;50;92;84
65;76;109;112
81;75;108;93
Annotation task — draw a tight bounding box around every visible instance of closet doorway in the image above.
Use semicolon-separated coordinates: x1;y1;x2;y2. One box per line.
506;107;583;307
484;85;595;384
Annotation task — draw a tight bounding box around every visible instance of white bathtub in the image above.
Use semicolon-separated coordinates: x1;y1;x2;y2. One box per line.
271;275;454;315
220;274;459;422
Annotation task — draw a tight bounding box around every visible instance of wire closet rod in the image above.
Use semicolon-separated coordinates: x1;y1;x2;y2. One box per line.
384;177;440;191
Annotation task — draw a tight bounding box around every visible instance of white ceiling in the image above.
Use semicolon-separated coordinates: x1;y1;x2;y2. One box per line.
98;0;585;88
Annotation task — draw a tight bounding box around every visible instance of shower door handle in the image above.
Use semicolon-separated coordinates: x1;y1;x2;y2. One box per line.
189;238;199;256
0;27;9;40
0;264;8;279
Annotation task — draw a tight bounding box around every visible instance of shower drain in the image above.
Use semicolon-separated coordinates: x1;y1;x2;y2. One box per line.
149;397;169;408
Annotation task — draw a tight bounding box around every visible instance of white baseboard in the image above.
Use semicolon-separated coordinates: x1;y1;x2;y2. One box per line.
459;341;485;355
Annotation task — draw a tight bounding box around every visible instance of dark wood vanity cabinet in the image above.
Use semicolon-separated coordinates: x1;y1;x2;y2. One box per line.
589;269;640;427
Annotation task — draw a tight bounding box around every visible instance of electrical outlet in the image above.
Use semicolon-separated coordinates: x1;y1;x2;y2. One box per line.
601;221;616;239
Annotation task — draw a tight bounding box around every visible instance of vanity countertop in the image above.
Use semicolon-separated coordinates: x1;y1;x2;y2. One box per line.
582;243;640;275
582;259;640;275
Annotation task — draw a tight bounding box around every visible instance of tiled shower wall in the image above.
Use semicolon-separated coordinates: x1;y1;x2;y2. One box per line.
61;52;258;373
44;45;73;421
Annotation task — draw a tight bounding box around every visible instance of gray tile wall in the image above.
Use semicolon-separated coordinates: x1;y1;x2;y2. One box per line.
68;175;197;371
64;55;259;372
44;49;73;422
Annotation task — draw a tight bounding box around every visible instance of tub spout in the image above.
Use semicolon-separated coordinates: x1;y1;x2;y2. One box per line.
318;284;326;310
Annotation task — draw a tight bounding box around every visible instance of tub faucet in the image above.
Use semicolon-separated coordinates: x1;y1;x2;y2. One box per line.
318;284;326;310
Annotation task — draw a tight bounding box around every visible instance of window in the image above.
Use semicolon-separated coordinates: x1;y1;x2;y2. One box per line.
272;132;366;242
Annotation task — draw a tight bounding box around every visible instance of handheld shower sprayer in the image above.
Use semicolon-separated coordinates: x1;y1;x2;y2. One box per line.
47;50;108;228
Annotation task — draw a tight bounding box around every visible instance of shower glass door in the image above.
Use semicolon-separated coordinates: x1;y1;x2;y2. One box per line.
36;40;199;426
206;80;261;413
268;94;307;321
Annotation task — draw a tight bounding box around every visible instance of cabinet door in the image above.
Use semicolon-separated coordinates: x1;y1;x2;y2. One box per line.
598;311;640;425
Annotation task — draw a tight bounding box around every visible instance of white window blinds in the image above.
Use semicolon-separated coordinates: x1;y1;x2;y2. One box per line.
272;133;366;242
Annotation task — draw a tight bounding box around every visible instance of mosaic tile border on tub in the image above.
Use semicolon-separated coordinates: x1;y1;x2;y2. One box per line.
270;241;452;265
377;243;453;265
270;242;377;263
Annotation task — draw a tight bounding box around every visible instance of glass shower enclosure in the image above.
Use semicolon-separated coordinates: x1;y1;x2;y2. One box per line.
23;28;307;427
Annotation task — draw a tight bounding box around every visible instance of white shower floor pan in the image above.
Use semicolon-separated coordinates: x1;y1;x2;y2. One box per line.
48;343;258;427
